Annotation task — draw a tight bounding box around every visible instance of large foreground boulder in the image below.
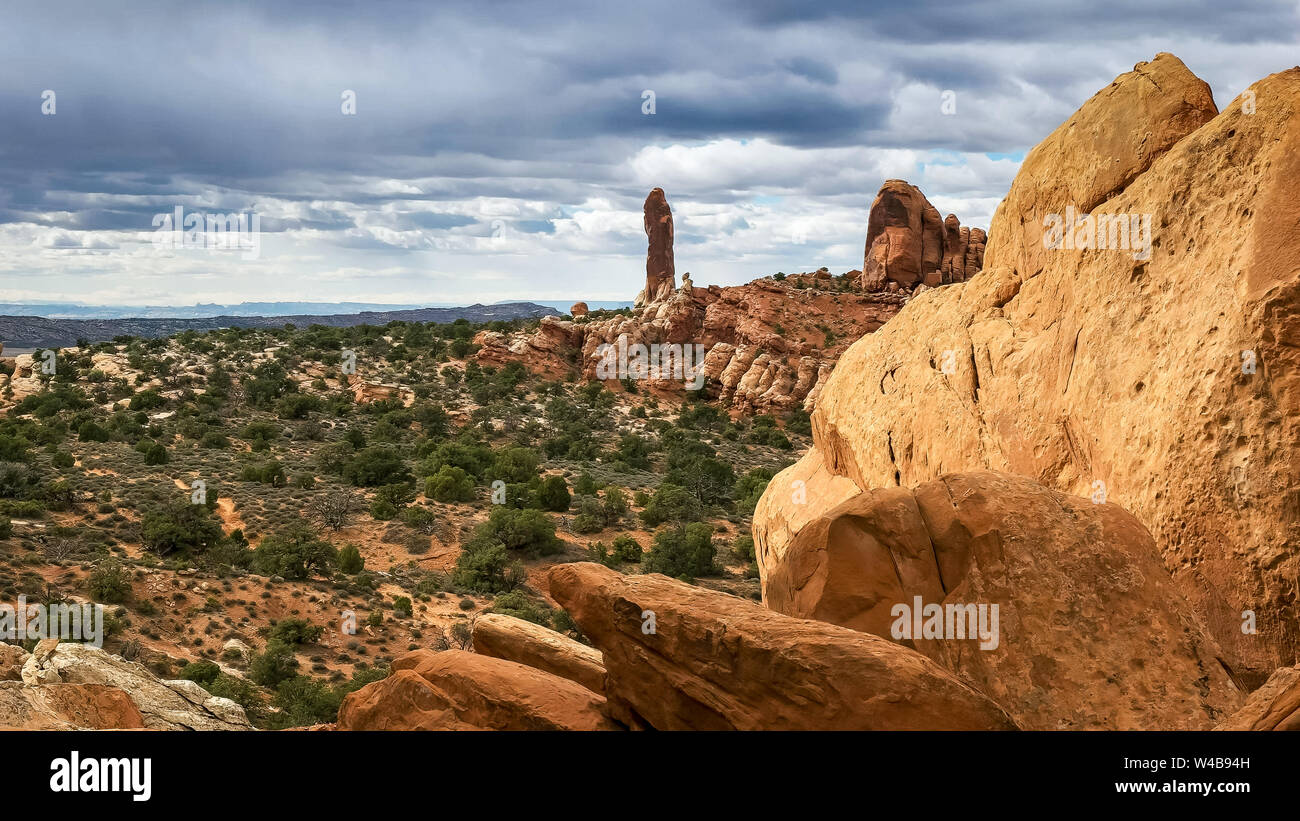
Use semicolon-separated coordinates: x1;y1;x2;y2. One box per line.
337;650;615;731
546;562;1018;730
756;470;1240;729
20;642;252;730
471;613;606;694
0;682;145;730
756;54;1300;682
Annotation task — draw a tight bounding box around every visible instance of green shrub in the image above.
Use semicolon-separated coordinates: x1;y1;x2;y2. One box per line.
536;475;570;512
88;559;130;603
141;501;224;556
343;446;410;487
268;618;324;645
611;534;642;564
141;442;169;465
644;523;717;581
732;534;756;562
424;465;476;502
269;675;342;729
337;543;364;574
451;542;522;594
639;482;703;527
179;660;221;686
253;526;337;580
490;447;541;485
573;472;598;496
249;639;299;688
473;507;561;558
488;590;552;626
734;468;775;513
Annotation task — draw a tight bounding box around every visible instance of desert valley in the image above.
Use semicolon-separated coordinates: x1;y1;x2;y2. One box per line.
1;52;1297;739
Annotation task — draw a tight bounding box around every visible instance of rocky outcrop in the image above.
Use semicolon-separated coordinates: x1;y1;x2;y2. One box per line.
546;562;1018;730
337;649;615;731
570;301;589;317
0;682;146;730
984;52;1218;275
477;183;987;411
20;641;252;730
940;215;987;285
753;54;1300;684
0;642;28;680
471;613;606;694
755;470;1240;729
480;275;907;412
862;181;985;292
639;188;676;306
1216;664;1300;730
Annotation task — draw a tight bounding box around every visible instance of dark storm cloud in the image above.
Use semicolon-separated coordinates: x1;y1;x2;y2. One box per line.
1;0;1297;303
733;0;1296;43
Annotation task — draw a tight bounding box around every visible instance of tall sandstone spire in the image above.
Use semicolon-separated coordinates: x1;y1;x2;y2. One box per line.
642;187;676;304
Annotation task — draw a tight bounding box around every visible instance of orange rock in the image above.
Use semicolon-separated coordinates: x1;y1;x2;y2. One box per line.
862;180;980;291
758;56;1300;683
984;52;1217;275
337;650;616;731
471;613;606;694
546;562;1018;730
570;301;589;317
0;682;145;730
642;188;676;305
756;470;1240;729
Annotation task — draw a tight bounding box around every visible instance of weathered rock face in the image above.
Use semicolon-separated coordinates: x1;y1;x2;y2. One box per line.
546;562;1018;730
0;642;28;680
0;682;146;730
984;52;1218;276
755;470;1240;729
480;276;906;412
570;301;589;317
471;613;606;694
641;188;676;305
1216;664;1300;730
337;650;615;731
862;181;984;292
862;180;944;291
479;182;988;411
20;642;252;730
754;55;1300;684
940;216;987;285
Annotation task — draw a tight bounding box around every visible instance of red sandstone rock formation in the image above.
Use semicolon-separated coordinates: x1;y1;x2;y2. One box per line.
547;562;1018;730
471;612;606;694
476;183;980;411
753;53;1300;684
337;649;614;731
1216;664;1300;730
754;470;1240;729
862;180;985;291
640;188;676;305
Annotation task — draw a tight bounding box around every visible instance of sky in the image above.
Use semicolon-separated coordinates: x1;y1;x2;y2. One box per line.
1;0;1297;307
